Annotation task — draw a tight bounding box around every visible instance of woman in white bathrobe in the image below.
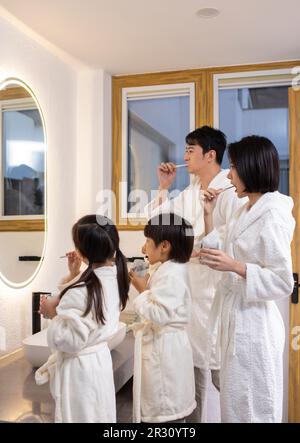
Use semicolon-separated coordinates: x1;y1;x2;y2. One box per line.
37;216;129;423
130;213;196;423
199;136;295;423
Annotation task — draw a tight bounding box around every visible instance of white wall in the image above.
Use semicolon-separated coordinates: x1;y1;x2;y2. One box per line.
0;232;44;284
76;69;112;219
0;14;78;356
0;14;115;359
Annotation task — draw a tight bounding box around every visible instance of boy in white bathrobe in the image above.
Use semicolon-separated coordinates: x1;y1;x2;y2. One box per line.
130;213;196;423
199;136;295;422
36;216;129;423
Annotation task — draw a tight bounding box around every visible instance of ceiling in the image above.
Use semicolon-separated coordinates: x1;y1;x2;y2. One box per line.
1;0;300;75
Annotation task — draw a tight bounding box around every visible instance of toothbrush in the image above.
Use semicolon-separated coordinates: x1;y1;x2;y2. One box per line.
175;164;187;169
221;185;235;192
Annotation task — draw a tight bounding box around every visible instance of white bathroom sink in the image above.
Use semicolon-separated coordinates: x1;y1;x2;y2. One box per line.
22;321;127;368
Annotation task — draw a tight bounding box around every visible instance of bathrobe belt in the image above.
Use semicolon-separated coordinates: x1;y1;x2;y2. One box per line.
206;282;238;370
35;340;109;384
129;321;185;423
35;341;109;422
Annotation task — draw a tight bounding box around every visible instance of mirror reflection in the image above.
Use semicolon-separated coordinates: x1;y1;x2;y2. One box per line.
0;79;46;285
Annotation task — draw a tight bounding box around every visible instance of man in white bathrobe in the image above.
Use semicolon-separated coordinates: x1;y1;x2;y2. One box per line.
145;126;245;422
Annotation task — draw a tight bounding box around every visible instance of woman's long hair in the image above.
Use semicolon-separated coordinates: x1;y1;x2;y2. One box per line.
60;215;129;324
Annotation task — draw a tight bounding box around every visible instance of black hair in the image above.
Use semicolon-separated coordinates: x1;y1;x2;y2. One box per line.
228;135;279;193
144;213;194;263
60;215;129;325
185;125;227;165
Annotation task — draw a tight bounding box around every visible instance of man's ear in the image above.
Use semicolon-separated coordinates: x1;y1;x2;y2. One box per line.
207;149;217;163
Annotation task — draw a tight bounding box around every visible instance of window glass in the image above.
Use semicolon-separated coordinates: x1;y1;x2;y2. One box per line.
127;95;190;212
219;86;289;195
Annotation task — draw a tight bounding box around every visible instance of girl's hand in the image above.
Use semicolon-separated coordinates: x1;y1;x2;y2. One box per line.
199;248;246;278
66;251;82;279
129;270;150;293
201;188;222;216
39;295;60;319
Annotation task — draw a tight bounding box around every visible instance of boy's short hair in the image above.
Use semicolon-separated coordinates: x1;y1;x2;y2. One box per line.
144;213;194;263
185;125;227;165
228;135;279;193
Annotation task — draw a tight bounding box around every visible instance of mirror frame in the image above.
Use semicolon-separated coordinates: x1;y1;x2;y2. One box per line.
0;78;47;287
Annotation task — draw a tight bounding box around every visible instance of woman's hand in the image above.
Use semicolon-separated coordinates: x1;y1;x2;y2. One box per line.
66;251;82;279
129;270;150;293
201;188;222;217
39;295;60;319
201;188;222;234
199;248;246;278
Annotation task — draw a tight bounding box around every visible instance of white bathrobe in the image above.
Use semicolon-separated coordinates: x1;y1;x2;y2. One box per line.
35;266;120;423
132;260;196;422
145;170;245;369
204;192;295;423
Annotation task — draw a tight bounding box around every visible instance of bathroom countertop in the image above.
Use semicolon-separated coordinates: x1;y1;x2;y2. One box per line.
0;332;134;423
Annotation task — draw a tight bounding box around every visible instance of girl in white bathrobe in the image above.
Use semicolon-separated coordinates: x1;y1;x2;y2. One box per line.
199;136;295;423
37;216;129;423
130;213;197;423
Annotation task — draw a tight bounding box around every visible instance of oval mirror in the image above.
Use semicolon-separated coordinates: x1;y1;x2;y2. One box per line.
0;78;46;287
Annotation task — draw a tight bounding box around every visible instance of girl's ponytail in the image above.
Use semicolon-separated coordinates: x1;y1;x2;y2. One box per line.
115;248;129;311
60;263;106;325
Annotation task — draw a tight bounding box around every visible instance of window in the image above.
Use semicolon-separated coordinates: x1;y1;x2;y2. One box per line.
214;70;294;195
120;83;195;221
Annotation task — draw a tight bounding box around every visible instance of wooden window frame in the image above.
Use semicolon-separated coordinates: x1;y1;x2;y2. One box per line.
0;86;45;232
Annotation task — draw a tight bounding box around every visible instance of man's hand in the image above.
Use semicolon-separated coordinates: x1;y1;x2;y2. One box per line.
157;162;177;190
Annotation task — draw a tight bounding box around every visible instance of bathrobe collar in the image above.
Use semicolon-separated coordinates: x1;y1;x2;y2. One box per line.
193;169;230;189
93;265;117;277
148;260;179;281
233;191;294;240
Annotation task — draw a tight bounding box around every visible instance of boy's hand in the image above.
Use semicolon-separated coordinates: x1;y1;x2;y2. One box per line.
191;249;200;258
129;270;150;293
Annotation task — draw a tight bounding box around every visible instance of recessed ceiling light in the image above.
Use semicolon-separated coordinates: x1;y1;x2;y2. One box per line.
196;8;220;19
